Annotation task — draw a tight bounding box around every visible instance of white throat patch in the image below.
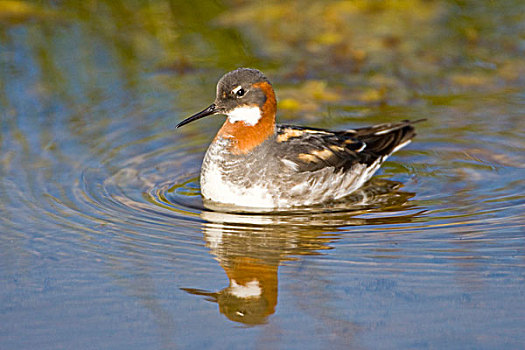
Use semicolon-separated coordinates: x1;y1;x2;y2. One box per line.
227;106;262;126
230;279;262;298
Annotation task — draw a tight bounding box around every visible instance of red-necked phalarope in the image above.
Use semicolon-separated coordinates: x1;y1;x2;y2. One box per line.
177;68;423;209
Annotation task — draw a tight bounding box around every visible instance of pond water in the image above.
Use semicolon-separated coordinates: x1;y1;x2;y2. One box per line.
1;1;524;349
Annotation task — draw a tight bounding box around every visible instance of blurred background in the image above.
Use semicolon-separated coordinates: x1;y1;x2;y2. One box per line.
1;0;524;349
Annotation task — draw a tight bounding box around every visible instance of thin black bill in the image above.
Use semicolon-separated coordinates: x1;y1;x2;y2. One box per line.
176;103;217;128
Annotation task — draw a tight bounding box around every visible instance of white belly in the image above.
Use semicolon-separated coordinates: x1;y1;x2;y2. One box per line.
201;158;276;208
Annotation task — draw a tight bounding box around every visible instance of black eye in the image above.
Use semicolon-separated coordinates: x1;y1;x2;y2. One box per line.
235;88;245;97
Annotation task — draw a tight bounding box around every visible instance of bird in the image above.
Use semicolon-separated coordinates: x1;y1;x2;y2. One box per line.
176;68;423;209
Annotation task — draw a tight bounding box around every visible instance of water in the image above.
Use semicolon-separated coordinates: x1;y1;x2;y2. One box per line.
1;1;524;349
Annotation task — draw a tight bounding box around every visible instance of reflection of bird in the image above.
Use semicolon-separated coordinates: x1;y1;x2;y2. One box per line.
180;212;332;325
180;185;421;325
177;68;423;209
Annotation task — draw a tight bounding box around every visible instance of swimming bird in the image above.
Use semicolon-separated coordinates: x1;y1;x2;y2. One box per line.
176;68;422;209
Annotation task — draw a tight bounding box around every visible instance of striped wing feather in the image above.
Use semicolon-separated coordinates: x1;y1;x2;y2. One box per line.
276;119;422;173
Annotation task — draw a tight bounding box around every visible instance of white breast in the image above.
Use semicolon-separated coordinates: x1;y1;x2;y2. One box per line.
201;158;276;208
200;139;276;208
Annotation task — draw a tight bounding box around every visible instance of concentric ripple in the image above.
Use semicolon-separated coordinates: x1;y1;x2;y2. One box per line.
72;125;525;238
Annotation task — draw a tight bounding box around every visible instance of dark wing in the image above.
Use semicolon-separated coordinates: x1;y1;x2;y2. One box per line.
275;119;423;173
